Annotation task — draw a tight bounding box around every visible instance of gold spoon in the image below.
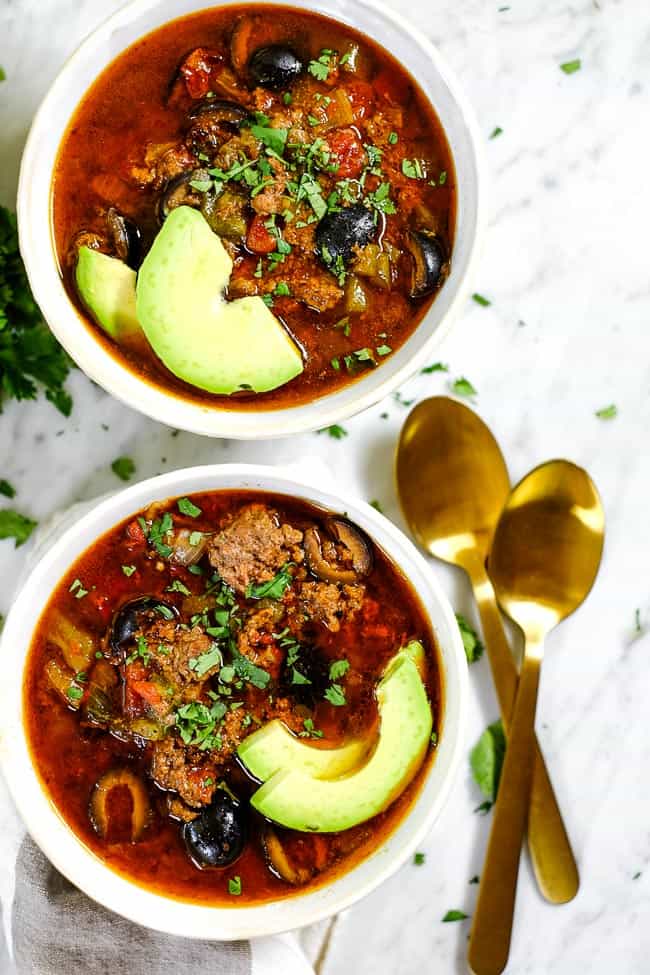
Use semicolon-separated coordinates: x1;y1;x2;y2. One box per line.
396;397;578;903
468;460;605;975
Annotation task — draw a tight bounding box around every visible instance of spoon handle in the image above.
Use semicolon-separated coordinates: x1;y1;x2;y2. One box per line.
468;648;542;975
467;560;578;903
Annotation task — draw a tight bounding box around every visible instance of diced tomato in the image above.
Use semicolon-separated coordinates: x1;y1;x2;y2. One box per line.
179;47;224;100
373;70;411;106
246;215;276;254
129;680;163;708
345;81;375;122
126;519;145;544
327;128;367;179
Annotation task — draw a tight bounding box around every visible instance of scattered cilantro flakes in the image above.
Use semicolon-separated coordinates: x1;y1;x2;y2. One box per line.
451;377;478;399
318;424;348;439
299;717;324;739
175;699;227;750
66;686;83;701
635;608;644;635
246;564;293;601
69;578;89;599
274;281;291;297
376;344;392;357
189;530;204;546
329;658;350;681
0;68;5;82
595;404;617;420
402;158;425;180
0;509;37;547
250;124;288;156
177;496;202;517
122;564;136;577
414;852;426;866
282;92;292;105
456;613;484;663
189;644;223;678
421;362;448;374
228;876;242;896
472;293;491;307
633;871;642;880
0;479;15;498
471;719;506;805
111;457;135;481
142;512;174;558
489;126;503;139
0;206;72;414
560;59;582;75
324;683;346;706
388;131;398;145
167;579;191;596
308;49;335;82
442;910;469;923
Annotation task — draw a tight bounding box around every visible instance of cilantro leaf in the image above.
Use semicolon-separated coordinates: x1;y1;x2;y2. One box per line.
246;564;293;600
472;293;491;307
421;362;448;374
0;509;37;547
0;206;73;414
228;876;242;896
595;404;617;420
177;496;202;517
189;644;223;678
470;719;506;802
317;424;348;439
0;479;16;498
324;683;346;706
442;910;469;922
560;59;581;75
329;658;350;681
250;124;288;156
456;613;484;663
414;852;426;866
231;647;270;689
489;126;503;139
111;456;135;481
451;377;478;399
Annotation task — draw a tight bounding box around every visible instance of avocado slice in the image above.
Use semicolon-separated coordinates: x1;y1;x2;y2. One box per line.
75;246;141;344
249;641;433;832
135;206;304;395
238;718;370;782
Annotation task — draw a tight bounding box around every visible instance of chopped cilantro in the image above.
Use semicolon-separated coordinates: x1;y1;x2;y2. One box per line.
402;158;425;180
317;424;348;439
127;634;151;666
122;564;136;577
414;852;426;866
228;876;242;896
438;171;448;185
308;49;335;82
324;683;346;706
189;530;204;546
0;68;5;83
167;579;191;596
111;456;135;482
175;699;227;749
230;647;271;689
369;499;384;513
472;293;491;307
388;131;398;145
189;644;223;677
262;293;274;308
69;578;89;599
456;613;484;663
143;512;174;558
421;362;448;374
299;717;324;739
282;92;292;105
250;124;288;156
0;509;37;547
291;668;312;686
66;686;83;701
451;377;478;399
156;603;175;621
274;281;291;296
246;564;293;600
331;357;340;371
431;731;438;746
177;497;202;517
329;658;350;681
595;404;617;420
471;719;505;805
560;59;581;75
489;126;503;139
376;344;392;357
442;910;469;923
0;479;15;498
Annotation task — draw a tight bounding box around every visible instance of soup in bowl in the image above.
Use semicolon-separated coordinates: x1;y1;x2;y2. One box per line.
18;0;483;437
0;465;467;938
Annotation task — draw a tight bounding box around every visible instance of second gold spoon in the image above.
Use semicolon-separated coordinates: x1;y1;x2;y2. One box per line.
396;397;578;903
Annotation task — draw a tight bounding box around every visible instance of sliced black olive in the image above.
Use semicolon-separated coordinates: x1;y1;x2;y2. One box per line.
157;168;213;223
106;208;142;270
406;230;447;298
109;596;178;658
315;204;377;270
248;45;303;90
304;518;373;584
182;789;247;868
262;826;313;885
186;98;248;152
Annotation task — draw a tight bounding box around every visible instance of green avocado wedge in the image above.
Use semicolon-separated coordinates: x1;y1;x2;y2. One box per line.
237;718;370;782
75;247;141;345
135;206;304;395
248;641;433;832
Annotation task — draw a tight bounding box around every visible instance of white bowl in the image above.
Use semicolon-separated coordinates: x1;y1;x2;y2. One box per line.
0;464;467;940
17;0;484;439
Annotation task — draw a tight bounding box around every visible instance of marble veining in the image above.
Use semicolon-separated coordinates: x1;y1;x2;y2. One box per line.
2;0;650;972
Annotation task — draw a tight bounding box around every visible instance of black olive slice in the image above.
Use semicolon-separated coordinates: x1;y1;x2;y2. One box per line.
182;789;247;868
248;45;303;90
315;204;376;271
406;230;447;298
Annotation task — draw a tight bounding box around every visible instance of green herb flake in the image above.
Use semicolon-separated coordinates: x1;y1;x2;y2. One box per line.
167;579;191;596
456;613;484;663
324;683;346;707
595;404;617;420
308;49;335;82
369;499;384;513
66;686;84;701
0;479;16;498
274;281;291;297
177;497;202;517
111;456;135;481
246;563;293;601
388;132;398;145
376;344;392;357
438;171;448;186
472;293;491;307
122;564;137;577
250;124;288;156
414;852;426;866
451;377;478;399
228;876;242;896
489;126;503;139
317;424;348;440
402;158;425;180
0;68;5;83
189;644;223;678
299;717;324;739
469;875;480;884
560;59;582;75
282;92;292;105
329;658;350;681
421;362;448;374
189;530;204;546
442;910;469;923
69;578;89;599
471;719;506;803
0;508;38;548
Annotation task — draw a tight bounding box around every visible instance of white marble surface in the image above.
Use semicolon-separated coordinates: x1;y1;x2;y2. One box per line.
1;0;650;971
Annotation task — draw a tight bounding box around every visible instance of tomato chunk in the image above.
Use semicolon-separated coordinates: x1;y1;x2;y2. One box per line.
246;215;277;254
327;128;367;179
179;47;224;100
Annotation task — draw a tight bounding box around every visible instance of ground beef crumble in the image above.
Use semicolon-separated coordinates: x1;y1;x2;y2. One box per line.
207;503;304;593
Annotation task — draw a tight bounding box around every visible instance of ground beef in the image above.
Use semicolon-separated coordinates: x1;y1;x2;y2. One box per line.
251;156;287;215
273;254;343;312
237;602;286;679
207;503;303;593
297;581;365;632
151;736;218;807
141;619;219;686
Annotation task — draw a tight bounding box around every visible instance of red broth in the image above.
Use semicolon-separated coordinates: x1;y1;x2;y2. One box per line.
52;4;456;410
24;491;442;905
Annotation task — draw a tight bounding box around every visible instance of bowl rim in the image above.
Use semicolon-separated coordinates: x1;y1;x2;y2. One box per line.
16;0;485;440
0;463;468;940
